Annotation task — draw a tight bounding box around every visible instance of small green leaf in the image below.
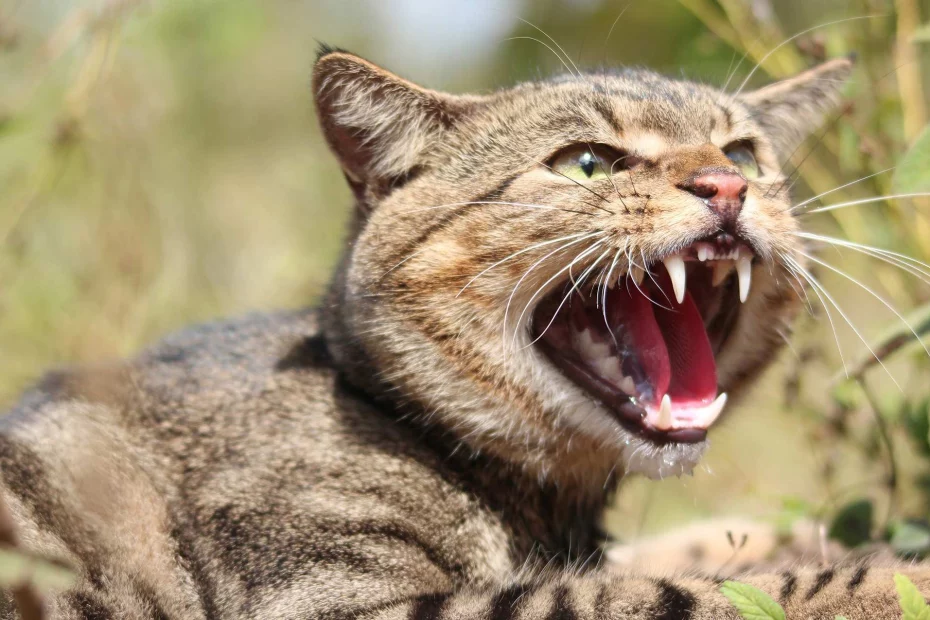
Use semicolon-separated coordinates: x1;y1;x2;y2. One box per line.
895;573;930;620
829;499;874;548
720;580;786;620
891;521;930;556
894;124;930;193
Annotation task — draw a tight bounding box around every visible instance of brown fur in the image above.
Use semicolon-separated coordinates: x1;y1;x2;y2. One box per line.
0;48;925;619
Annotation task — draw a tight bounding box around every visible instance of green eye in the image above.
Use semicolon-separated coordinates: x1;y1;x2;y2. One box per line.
724;143;760;179
550;145;620;181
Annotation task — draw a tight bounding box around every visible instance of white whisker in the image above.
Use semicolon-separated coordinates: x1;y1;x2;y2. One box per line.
731;14;880;99
502;236;607;354
784;255;901;389
522;248;612;351
457;231;599;297
804;192;930;215
789;167;896;213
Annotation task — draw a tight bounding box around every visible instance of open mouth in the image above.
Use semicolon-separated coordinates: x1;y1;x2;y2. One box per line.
532;241;753;444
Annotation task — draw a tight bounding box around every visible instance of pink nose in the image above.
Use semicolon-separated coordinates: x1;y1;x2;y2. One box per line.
680;169;747;228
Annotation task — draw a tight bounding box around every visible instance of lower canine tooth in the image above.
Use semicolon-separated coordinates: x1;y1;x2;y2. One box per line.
703;393;728;428
663;255;686;304
656;394;673;430
736;255;752;303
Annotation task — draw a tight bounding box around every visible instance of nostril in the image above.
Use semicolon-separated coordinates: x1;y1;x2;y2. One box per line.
690;182;717;200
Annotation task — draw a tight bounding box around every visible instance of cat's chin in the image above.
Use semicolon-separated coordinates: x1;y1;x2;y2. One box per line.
531;240;751;448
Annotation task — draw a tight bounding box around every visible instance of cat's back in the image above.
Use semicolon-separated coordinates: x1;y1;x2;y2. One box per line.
0;310;511;618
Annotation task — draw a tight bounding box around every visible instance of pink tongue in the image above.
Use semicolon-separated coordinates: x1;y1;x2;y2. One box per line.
607;278;717;407
653;280;718;406
609;285;670;403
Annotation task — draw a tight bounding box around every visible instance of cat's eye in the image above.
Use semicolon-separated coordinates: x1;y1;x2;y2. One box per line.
724;143;760;179
548;145;627;181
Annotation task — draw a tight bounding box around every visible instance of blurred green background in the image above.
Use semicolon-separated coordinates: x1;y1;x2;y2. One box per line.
3;0;930;547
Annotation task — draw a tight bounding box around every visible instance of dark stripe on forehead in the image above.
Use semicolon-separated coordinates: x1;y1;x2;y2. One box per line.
847;565;868;593
591;97;622;134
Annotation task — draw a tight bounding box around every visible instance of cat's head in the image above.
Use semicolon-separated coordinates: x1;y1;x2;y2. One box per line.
313;46;853;483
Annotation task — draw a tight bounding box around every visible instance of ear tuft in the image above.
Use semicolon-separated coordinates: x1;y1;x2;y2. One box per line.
740;56;855;159
312;50;470;192
315;41;346;63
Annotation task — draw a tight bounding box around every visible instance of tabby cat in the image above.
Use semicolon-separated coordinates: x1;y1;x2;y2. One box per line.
0;45;925;619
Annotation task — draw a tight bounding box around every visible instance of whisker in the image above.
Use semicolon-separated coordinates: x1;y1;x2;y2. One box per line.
457;231;599;297
804;192;930;215
500;143;615;212
502;236;606;352
378;248;427;281
781;254;848;376
401;200;595;217
794;231;930;284
522;248;612;351
516;18;583;78
799;250;930;360
784;255;901;389
731;14;881;100
788;167;896;213
506;35;577;79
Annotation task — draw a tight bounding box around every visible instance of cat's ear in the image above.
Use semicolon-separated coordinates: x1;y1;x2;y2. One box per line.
740;56;855;158
313;46;474;196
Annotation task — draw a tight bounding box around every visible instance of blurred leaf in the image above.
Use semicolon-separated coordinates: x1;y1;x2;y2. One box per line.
720;580;786;620
775;496;813;538
903;400;930;457
894;124;930;193
895;573;930;620
829;499;873;547
835;616;849;620
890;521;930;556
912;23;930;43
0;547;76;594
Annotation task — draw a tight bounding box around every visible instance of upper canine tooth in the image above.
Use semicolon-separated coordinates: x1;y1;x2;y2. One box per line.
736;255;752;303
663;255;686;304
712;260;734;287
631;266;645;286
656;394;673;430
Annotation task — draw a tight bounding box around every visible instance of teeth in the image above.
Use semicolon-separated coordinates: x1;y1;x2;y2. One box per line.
656;394;673;430
630;266;645;286
736;254;752;303
619;376;636;395
697;246;709;262
702;392;728;428
712;260;734;286
662;255;686;304
573;328;611;361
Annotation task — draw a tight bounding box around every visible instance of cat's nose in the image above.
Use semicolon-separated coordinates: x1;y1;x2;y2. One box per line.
679;169;748;228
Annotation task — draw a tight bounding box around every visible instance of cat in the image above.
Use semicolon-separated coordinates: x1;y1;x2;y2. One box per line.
0;44;924;619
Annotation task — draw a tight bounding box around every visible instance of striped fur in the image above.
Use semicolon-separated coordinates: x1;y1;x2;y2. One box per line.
0;50;926;618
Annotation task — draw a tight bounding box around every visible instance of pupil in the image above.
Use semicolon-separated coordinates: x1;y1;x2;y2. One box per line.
579;153;595;178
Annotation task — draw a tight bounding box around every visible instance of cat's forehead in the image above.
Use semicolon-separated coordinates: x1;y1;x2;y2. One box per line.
495;70;738;147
